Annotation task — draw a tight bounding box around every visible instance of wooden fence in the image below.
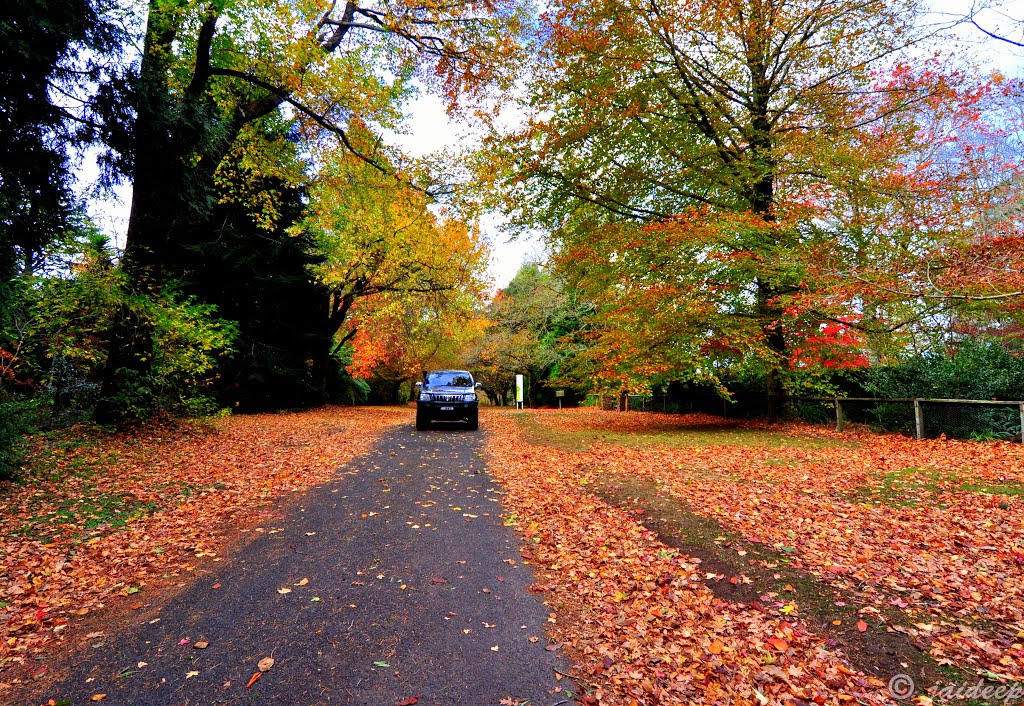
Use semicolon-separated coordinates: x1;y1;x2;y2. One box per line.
791;396;1024;442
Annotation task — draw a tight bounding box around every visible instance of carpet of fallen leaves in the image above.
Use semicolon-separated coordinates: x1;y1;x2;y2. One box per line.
0;406;404;690
484;408;1024;704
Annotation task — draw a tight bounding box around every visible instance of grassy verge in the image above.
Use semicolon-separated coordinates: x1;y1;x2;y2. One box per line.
514;411;854;452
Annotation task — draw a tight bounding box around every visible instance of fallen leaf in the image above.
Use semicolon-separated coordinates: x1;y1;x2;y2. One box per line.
277;588;292;594
258;657;275;672
194;640;209;649
857;619;868;632
245;671;261;689
90;695;106;702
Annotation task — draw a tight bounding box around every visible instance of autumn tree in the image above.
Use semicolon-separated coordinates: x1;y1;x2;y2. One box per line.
93;0;526;421
347;289;489;402
467;263;591;405
482;0;1022;412
305;145;490;400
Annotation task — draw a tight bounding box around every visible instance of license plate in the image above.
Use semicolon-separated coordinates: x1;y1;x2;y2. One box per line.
440;406;454;411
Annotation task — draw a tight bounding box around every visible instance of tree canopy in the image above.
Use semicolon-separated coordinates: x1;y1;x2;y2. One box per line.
480;0;1024;402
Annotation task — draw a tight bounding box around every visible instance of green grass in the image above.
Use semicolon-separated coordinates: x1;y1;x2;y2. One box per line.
16;427;121;484
514;412;854;452
851;467;1024;507
15;489;158;544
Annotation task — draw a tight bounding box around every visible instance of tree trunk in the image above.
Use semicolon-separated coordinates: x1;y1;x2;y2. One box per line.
94;2;183;423
756;279;787;423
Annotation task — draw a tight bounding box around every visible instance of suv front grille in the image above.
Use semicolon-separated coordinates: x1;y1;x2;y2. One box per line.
430;394;463;402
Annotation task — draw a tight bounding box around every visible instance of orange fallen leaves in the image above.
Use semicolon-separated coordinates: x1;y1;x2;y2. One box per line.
485;408;1024;703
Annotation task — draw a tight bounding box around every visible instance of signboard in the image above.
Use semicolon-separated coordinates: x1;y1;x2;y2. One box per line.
555;390;565;398
515;374;524;408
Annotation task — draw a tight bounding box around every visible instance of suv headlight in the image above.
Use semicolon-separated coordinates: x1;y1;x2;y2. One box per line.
462;393;476;402
419;393;430;401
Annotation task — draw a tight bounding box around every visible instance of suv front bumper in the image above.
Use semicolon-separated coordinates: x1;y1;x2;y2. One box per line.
417;400;478;421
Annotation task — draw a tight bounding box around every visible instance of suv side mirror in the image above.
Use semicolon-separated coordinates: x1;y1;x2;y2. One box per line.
475;382;482;389
415;382;422;388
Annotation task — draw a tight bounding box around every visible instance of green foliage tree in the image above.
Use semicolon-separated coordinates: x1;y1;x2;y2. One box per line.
0;0;121;449
468;263;591;405
26;232;237;421
0;0;118;290
866;339;1024;401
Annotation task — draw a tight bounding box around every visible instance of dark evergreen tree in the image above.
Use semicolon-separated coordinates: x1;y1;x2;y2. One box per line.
0;0;115;315
174;182;336;411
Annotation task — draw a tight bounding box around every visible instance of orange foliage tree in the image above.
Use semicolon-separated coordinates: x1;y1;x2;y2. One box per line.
480;0;1024;403
304;146;490;394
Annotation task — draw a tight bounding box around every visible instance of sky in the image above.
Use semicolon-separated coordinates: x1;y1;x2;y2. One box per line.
378;94;545;290
83;2;1023;290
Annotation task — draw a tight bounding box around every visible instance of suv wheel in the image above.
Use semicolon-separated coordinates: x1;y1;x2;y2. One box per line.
467;409;478;431
416;410;430;431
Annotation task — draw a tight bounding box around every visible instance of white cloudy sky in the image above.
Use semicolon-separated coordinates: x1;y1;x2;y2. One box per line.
83;2;1023;289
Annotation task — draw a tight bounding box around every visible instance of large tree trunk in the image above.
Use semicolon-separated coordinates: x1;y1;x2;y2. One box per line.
94;1;355;422
94;1;183;423
755;278;787;423
746;31;786;424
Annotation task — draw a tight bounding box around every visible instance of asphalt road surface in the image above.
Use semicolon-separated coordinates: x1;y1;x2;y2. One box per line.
35;420;570;706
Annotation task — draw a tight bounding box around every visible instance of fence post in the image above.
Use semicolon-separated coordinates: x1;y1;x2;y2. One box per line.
914;399;924;440
1019;402;1024;444
834;398;844;432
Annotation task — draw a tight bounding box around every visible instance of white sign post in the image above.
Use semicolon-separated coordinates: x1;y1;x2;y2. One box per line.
515;374;524;409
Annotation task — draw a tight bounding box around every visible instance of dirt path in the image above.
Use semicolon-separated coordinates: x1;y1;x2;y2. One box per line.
30;422;569;706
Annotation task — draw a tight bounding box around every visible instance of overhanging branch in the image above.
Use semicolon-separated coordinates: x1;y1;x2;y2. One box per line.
208;66;393;179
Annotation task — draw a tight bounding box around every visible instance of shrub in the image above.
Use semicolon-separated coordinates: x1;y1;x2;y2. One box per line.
0;400;42;480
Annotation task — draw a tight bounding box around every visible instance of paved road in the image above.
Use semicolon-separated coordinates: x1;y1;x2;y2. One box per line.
34;422;569;706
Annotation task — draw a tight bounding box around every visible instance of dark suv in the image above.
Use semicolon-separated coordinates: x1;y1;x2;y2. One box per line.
416;370;480;430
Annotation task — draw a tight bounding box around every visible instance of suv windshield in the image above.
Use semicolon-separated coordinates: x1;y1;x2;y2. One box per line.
425;372;473;388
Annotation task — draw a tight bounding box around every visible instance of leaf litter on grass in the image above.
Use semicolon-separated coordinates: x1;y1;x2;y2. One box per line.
487;409;1024;704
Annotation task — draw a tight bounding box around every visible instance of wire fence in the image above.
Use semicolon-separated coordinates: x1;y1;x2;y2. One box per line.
588;393;1024;442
